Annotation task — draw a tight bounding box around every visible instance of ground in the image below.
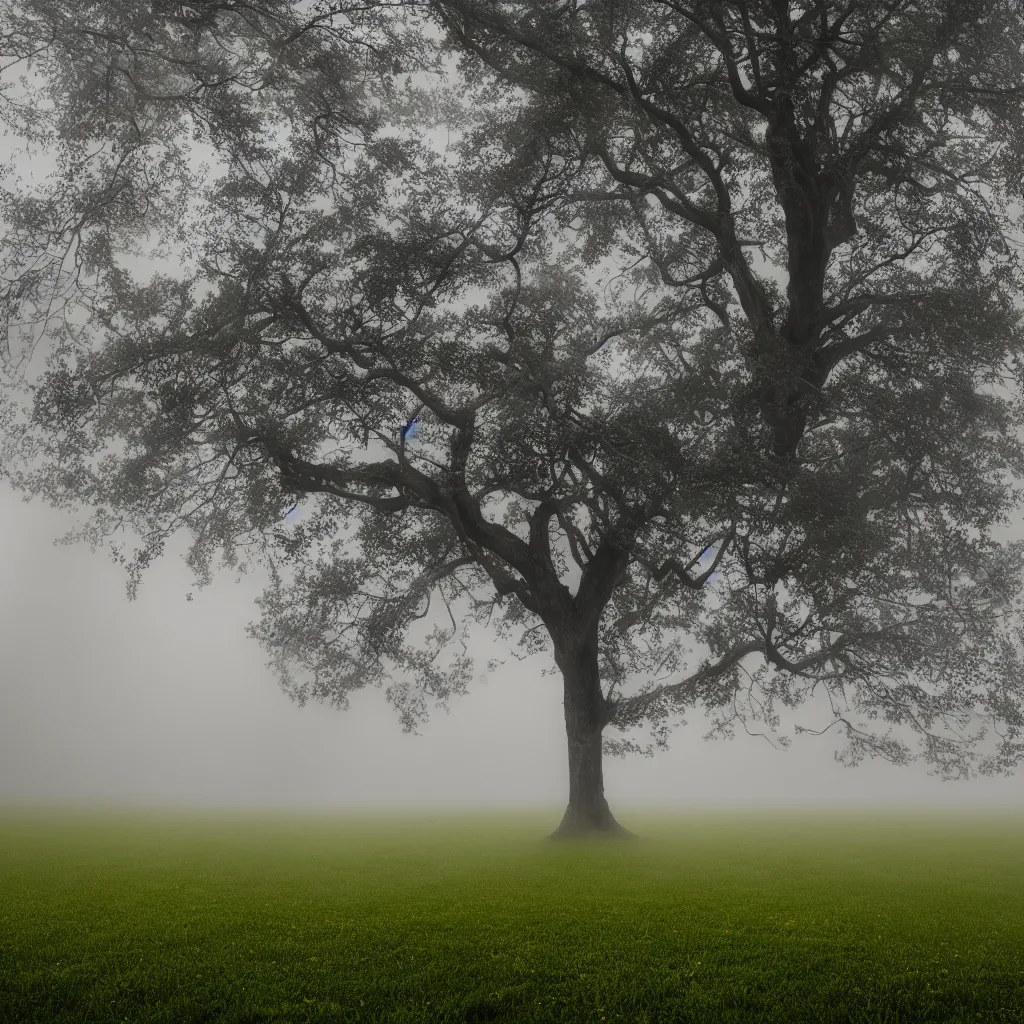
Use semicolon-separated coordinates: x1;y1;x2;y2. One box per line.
1;808;1022;1023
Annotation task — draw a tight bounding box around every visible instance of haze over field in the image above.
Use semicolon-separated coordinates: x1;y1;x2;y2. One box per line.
1;486;1019;814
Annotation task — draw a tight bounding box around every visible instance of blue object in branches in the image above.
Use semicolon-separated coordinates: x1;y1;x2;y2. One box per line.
400;405;424;443
699;547;718;584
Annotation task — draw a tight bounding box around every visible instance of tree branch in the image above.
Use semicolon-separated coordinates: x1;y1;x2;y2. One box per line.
641;525;736;589
609;638;764;727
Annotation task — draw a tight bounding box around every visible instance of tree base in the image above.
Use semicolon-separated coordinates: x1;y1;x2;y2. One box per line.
546;806;639;840
546;825;639;840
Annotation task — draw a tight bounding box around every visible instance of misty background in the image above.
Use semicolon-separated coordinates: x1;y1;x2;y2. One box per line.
1;482;1019;813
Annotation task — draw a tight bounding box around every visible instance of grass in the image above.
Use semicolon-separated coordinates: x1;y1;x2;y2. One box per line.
1;807;1023;1023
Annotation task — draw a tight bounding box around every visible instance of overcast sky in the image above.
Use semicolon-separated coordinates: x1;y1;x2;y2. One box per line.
1;483;1020;815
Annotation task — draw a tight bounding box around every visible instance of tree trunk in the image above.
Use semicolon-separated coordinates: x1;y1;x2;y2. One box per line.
548;624;636;840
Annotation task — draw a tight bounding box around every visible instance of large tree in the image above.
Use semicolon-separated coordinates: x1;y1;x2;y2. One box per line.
2;0;1024;838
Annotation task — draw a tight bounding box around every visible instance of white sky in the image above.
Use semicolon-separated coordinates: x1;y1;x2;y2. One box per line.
1;484;1020;814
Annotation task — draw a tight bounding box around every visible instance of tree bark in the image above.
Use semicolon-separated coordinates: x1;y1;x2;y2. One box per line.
548;623;636;840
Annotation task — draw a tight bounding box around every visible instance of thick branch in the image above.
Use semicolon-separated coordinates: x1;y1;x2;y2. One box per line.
609;638;763;727
641;526;736;589
575;539;631;627
249;425;546;611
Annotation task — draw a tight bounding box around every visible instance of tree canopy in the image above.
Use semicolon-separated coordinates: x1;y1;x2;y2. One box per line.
2;0;1024;835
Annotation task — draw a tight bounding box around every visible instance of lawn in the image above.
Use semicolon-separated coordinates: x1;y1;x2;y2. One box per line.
0;807;1022;1023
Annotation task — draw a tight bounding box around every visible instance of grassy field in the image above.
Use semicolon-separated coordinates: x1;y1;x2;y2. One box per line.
1;807;1022;1024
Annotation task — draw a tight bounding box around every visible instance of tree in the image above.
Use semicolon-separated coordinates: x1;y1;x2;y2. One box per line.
2;0;1024;839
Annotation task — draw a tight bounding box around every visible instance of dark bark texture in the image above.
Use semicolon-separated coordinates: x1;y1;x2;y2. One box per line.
548;623;635;840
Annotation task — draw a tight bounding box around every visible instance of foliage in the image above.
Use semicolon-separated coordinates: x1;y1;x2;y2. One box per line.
2;0;1024;782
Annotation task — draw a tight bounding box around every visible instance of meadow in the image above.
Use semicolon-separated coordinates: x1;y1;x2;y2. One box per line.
0;807;1022;1023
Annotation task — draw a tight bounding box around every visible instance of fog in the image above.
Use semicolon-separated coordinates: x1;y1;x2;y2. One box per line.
0;485;1019;815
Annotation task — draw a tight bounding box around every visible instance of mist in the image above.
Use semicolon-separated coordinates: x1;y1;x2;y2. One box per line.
1;485;1019;814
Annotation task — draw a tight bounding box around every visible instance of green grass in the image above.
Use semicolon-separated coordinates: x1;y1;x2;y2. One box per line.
1;807;1023;1023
